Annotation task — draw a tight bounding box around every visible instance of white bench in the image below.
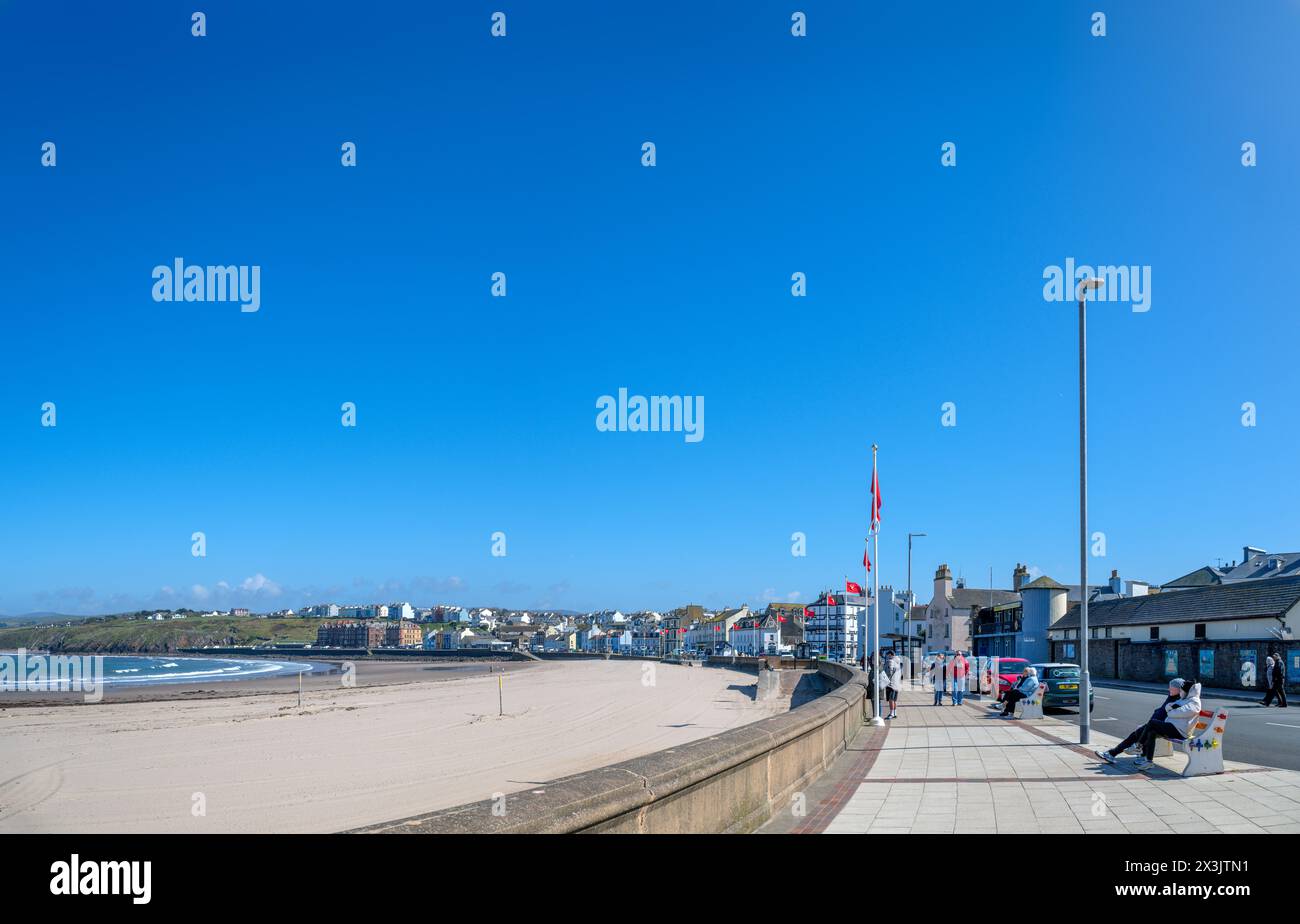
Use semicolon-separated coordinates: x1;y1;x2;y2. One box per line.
1013;683;1048;720
1152;709;1227;776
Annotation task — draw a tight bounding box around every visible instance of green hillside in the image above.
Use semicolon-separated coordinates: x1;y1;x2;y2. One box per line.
0;615;324;653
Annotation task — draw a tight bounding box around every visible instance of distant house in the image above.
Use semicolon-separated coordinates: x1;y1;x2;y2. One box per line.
807;594;861;662
543;632;578;653
764;603;805;652
924;564;1019;653
230;608;250;618
685;607;748;653
495;624;541;651
1165;545;1300;591
384;620;423;648
731;614;779;655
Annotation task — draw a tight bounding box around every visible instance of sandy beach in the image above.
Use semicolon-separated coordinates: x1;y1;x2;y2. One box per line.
0;659;792;833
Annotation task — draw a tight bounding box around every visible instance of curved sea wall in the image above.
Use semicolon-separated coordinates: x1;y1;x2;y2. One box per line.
352;661;872;834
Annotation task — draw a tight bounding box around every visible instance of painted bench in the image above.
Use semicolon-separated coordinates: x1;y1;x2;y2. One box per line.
1014;683;1048;720
1152;709;1227;776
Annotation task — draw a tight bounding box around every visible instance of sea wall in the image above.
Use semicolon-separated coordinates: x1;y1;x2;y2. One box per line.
352;660;872;834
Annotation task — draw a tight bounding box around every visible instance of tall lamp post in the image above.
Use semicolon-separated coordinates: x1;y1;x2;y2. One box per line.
1077;276;1104;745
906;532;926;670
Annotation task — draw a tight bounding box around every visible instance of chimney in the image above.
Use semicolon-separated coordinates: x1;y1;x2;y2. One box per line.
1013;563;1030;591
935;563;953;601
1109;569;1122;595
1244;546;1266;565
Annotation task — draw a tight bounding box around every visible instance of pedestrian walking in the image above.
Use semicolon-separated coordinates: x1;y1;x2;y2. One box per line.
951;651;969;706
1095;678;1202;770
932;653;948;705
884;649;903;720
998;666;1040;717
1261;650;1288;708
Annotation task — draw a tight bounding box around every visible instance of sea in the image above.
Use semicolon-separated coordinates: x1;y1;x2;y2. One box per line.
0;651;330;690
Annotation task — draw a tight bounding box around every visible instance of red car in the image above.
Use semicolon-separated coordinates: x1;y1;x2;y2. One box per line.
991;658;1030;701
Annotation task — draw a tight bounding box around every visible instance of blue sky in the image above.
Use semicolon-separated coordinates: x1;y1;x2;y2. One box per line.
1;1;1296;616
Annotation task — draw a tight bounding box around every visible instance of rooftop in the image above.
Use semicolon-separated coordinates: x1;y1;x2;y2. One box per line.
1054;575;1300;629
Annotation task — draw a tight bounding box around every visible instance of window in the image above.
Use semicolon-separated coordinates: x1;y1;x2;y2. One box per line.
1149;627;1159;641
1104;627;1112;638
1194;623;1206;640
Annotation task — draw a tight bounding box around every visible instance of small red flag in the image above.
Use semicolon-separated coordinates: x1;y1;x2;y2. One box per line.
864;545;872;572
826;594;836;607
803;607;814;619
846;580;863;595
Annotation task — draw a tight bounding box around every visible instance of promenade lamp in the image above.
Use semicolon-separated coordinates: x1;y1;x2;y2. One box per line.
906;532;926;668
1077;276;1104;745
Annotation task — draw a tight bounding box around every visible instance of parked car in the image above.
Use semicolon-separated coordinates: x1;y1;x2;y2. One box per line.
989;657;1031;700
1031;662;1095;712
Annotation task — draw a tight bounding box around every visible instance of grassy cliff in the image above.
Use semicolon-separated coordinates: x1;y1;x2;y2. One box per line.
0;615;323;653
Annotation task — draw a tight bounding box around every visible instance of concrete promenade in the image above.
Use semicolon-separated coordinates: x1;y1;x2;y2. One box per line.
761;685;1300;834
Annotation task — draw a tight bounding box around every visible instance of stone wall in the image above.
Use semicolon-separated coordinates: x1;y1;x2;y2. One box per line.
351;660;872;834
1050;637;1296;691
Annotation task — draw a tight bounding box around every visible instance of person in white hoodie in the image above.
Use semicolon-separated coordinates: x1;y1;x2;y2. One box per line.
998;666;1041;717
883;650;904;720
1096;678;1202;770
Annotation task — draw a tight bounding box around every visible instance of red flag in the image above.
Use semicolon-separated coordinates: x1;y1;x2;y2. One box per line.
864;545;871;572
846;580;863;595
803;607;814;619
826;594;836;607
871;465;882;529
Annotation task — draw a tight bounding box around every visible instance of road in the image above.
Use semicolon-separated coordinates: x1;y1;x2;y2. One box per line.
1033;683;1298;771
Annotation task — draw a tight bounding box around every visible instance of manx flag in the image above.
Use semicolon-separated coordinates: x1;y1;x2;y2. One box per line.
871;465;882;529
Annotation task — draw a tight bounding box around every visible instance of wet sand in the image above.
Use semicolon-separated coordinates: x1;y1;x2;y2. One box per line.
0;659;789;833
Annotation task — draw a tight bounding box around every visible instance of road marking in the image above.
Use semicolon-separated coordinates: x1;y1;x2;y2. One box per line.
1266;723;1300;730
1091;717;1118;722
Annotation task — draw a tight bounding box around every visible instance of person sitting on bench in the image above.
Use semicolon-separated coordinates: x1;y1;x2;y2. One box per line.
998;666;1040;717
1095;678;1202;770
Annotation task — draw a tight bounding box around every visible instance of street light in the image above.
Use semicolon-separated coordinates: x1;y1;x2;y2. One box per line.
1077;275;1104;746
907;532;926;670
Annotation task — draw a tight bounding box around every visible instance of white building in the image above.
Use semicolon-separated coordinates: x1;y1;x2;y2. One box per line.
809;593;861;662
730;614;780;655
858;586;911;657
387;602;414;621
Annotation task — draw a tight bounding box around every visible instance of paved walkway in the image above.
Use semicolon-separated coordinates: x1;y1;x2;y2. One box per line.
761;686;1300;834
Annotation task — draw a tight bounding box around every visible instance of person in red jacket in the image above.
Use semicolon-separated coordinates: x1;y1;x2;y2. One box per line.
951;651;969;706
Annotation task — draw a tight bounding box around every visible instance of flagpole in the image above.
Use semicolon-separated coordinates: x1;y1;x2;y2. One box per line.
869;444;884;726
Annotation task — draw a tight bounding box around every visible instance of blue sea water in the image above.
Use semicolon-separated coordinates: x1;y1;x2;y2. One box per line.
0;652;329;689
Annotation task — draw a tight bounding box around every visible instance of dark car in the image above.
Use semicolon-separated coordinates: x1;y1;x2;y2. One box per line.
1031;663;1095;712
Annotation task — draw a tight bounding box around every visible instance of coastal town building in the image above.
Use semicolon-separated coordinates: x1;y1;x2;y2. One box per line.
1164;545;1300;590
924;564;1020;653
1048;575;1300;690
809;592;861;662
730;613;779;655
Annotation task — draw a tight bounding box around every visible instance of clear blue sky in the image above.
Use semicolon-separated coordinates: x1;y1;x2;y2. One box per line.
1;1;1296;616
